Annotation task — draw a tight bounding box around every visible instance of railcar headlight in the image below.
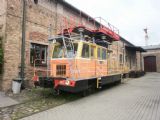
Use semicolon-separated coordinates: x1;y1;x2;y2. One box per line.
65;80;70;85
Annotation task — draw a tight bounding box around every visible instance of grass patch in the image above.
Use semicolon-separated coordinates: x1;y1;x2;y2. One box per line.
6;88;82;120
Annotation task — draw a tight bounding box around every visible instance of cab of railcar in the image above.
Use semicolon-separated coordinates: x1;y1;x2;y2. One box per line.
50;36;108;81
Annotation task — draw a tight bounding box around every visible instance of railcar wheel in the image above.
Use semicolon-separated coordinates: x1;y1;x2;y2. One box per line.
81;84;96;97
88;85;95;94
81;89;89;97
115;79;121;84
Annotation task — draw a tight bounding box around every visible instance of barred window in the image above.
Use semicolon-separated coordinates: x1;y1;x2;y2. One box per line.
30;43;47;66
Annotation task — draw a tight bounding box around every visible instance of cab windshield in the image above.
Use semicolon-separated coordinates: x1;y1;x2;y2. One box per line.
52;42;78;58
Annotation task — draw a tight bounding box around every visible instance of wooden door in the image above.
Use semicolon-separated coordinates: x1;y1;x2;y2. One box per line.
144;56;157;72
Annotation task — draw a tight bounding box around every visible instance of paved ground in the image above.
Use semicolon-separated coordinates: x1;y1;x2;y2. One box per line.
21;73;160;120
0;92;18;108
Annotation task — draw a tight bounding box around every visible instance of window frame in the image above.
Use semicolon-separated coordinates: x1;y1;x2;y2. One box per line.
119;54;123;64
97;47;102;60
52;42;78;59
30;43;48;66
81;43;90;58
102;48;107;60
90;45;96;59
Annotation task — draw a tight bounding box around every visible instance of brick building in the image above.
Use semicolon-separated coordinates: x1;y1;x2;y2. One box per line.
0;0;144;91
142;45;160;72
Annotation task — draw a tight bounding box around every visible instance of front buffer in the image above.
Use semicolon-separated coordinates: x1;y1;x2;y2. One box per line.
39;77;89;93
54;79;89;93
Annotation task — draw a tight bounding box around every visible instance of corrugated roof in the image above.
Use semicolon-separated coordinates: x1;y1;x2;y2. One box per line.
120;37;135;47
142;45;160;50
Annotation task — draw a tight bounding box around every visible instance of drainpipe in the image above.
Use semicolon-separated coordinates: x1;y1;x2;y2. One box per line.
12;0;26;94
140;52;142;71
55;0;58;34
20;0;27;82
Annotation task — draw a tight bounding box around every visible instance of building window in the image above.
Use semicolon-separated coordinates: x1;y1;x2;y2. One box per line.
82;44;89;58
102;48;107;60
30;43;47;66
34;0;38;4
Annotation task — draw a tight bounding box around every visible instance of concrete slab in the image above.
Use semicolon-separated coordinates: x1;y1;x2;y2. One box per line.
21;73;160;120
0;92;18;108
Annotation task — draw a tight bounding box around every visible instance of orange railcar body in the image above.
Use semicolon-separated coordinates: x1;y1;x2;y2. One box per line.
50;58;108;80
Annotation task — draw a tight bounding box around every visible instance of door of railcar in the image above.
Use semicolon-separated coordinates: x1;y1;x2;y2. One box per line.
96;47;107;77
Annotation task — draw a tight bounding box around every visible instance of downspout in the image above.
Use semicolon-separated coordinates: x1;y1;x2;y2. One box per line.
135;52;137;71
20;0;27;82
55;0;58;34
140;52;142;71
123;43;125;73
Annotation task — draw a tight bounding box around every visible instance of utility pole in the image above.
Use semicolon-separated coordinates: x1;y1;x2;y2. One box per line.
144;28;149;46
20;0;27;82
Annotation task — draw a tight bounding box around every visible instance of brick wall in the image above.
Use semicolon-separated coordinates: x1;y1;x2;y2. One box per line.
2;0;21;91
1;0;96;91
3;0;58;90
1;0;139;91
0;0;7;90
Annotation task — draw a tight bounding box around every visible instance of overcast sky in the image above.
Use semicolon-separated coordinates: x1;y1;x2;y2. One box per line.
66;0;160;46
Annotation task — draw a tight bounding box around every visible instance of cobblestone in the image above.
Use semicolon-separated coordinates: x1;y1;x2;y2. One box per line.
21;73;160;120
0;88;81;120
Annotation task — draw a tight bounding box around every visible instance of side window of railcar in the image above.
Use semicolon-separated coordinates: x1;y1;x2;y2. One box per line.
102;48;107;60
97;47;101;59
82;44;89;58
67;43;78;58
73;43;78;55
91;46;96;59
